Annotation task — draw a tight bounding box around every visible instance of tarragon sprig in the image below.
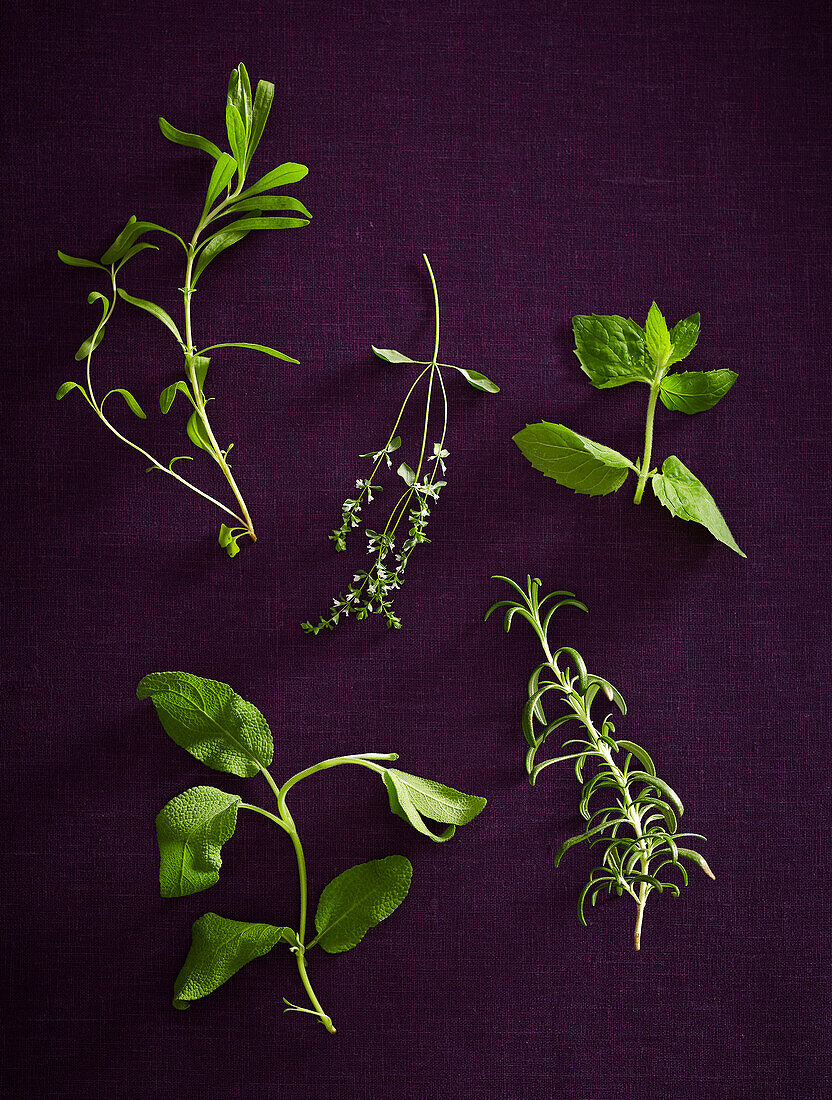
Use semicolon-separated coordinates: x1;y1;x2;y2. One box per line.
139;671;486;1032
513;304;745;556
303;255;498;633
57;63;311;558
486;575;714;950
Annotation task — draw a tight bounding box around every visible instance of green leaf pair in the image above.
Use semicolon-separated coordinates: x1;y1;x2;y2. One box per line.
140;671;486;1030
513;304;744;555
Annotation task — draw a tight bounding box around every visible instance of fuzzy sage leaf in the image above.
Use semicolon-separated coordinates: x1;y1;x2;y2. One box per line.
144;673;486;1033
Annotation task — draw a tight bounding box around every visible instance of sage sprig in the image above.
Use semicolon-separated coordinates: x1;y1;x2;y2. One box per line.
302;255;498;633
57;63;311;558
139;671;486;1032
513;305;745;555
486;575;714;950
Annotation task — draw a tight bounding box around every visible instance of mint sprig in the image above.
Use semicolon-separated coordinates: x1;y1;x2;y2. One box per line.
139;671;486;1032
57;63;311;558
513;304;744;555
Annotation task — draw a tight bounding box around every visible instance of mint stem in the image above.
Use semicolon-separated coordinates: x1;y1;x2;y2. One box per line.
634;383;660;504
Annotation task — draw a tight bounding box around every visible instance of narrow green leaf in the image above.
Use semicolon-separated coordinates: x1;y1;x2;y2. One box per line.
572;314;652;388
313;855;412;954
190;355;210;395
160;380;192;414
224;195;312;218
192;219;259;285
228;63;253;136
137;671;274;777
676;847;715;879
371;347;417;364
667;314;700;366
56;381;83;400
659;370;738;414
203;153;237;214
117;288;184;346
237;162;309;200
156;786;241;897
173;913;291;1009
629;770;684;816
58;250;106;270
198;342;299;364
225;103;247;173
446;364;500;393
513;422;635;496
100;215;138;264
245;80;275;169
204;216;310;237
616;739;655;776
158;117;223;161
187;410;213;453
652;455;745;556
103;388;147;419
118;242;159;264
74;326;105;362
645;302;671;364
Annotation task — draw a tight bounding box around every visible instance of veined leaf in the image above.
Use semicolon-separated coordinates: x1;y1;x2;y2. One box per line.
397;462;415;487
173;913;292;1009
651;455;745;556
117;288;184;346
659;370;737;414
513;422;635;496
158;117;223;161
224;195;312;218
225;103;247;173
137;671;274;777
446;364;499;393
572;313;652;388
102;388;146;419
156;786;241;897
383;769;486;842
245;80;275;169
237;162;309;200
58;250;106;269
313;855;412;954
198;341;299;364
667;314;700;366
645;302;671;364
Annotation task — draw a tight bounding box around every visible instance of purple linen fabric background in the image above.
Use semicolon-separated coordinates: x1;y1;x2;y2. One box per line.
2;1;830;1097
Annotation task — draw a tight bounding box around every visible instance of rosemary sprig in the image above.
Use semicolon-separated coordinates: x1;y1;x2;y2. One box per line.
486;574;714;950
302;255;498;633
57;63;311;558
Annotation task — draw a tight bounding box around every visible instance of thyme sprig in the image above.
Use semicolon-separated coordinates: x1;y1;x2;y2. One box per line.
302;256;498;634
57;63;311;558
486;575;714;950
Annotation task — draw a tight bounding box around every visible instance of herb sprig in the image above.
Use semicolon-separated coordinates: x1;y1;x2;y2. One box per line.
486;575;714;949
513;305;744;555
139;671;486;1031
303;255;499;633
57;64;311;558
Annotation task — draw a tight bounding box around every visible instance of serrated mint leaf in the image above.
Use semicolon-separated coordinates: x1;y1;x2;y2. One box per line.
156;786;241;897
137;672;273;776
572;314;652;388
513;422;635;497
172;913;292;1009
659;370;737;414
383;769;486;842
667;314;700;366
645;302;671;364
651;455;745;556
313;855;412;954
371;347;417;364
